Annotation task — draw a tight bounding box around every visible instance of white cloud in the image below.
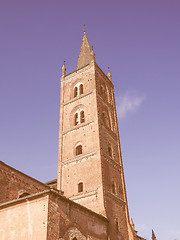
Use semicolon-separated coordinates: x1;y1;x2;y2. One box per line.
116;91;145;119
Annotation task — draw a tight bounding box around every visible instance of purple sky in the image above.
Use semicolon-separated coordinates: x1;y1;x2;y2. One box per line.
0;1;180;239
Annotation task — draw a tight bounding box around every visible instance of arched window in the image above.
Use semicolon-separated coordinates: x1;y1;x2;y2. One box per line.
73;238;77;240
80;111;85;123
101;85;105;95
79;84;83;95
74;110;85;126
108;146;112;157
112;182;116;194
118;184;122;194
19;192;30;198
115;218;119;232
102;112;110;128
76;145;82;155
73;83;84;98
74;113;78;126
78;182;83;193
74;87;78;97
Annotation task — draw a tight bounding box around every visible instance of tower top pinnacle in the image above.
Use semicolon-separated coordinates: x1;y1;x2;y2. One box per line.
76;27;95;70
107;67;112;81
152;230;156;240
83;24;86;32
61;61;66;77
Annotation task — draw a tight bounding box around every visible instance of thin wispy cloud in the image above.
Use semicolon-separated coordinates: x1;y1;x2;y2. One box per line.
116;91;145;119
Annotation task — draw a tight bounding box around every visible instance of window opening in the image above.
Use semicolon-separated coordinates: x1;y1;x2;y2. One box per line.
76;145;82;155
74;113;78;126
116;218;119;232
78;182;83;193
102;112;110;128
118;184;122;193
112;183;115;194
108;146;112;157
101;85;105;94
74;87;78;97
19;192;30;198
80;111;85;123
79;84;83;95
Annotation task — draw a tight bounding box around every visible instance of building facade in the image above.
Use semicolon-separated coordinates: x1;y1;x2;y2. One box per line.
0;29;156;240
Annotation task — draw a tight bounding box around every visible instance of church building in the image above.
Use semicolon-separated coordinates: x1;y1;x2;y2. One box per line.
0;28;156;240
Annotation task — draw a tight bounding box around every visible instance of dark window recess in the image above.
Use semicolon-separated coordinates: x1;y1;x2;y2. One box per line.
79;84;83;95
74;87;78;97
118;184;122;193
108;146;112;157
73;238;77;240
78;182;83;193
116;218;119;232
74;113;78;126
76;145;82;155
112;183;115;194
102;112;110;128
19;192;30;198
80;111;85;123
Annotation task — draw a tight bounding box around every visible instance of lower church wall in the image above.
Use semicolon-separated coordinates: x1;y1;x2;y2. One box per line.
47;192;108;240
0;195;49;240
0;190;108;240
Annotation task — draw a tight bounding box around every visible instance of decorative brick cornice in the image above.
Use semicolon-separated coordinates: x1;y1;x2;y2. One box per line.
105;191;126;206
69;189;98;201
63;120;94;135
101;124;118;140
63;90;93;106
61;63;94;82
103;155;122;172
62;151;96;166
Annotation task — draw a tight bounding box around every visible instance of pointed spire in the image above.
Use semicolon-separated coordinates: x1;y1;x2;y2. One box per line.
107;67;112;81
62;61;66;77
152;229;156;240
76;25;95;70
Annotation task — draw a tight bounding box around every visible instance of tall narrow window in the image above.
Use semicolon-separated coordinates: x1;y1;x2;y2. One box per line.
74;87;78;97
79;84;83;95
108;146;112;157
101;85;105;95
80;111;85;123
112;182;115;194
116;218;119;232
102;112;110;128
78;182;83;192
102;112;106;124
74;113;78;126
118;184;122;194
76;145;82;155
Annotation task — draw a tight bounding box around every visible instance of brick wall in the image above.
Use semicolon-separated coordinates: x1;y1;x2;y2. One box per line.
0;161;49;204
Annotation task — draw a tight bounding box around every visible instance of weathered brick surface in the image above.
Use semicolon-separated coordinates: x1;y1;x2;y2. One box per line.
47;192;108;240
0;161;49;204
57;58;132;239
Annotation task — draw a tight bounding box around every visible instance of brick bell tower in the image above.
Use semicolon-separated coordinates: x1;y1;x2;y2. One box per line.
57;28;132;240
